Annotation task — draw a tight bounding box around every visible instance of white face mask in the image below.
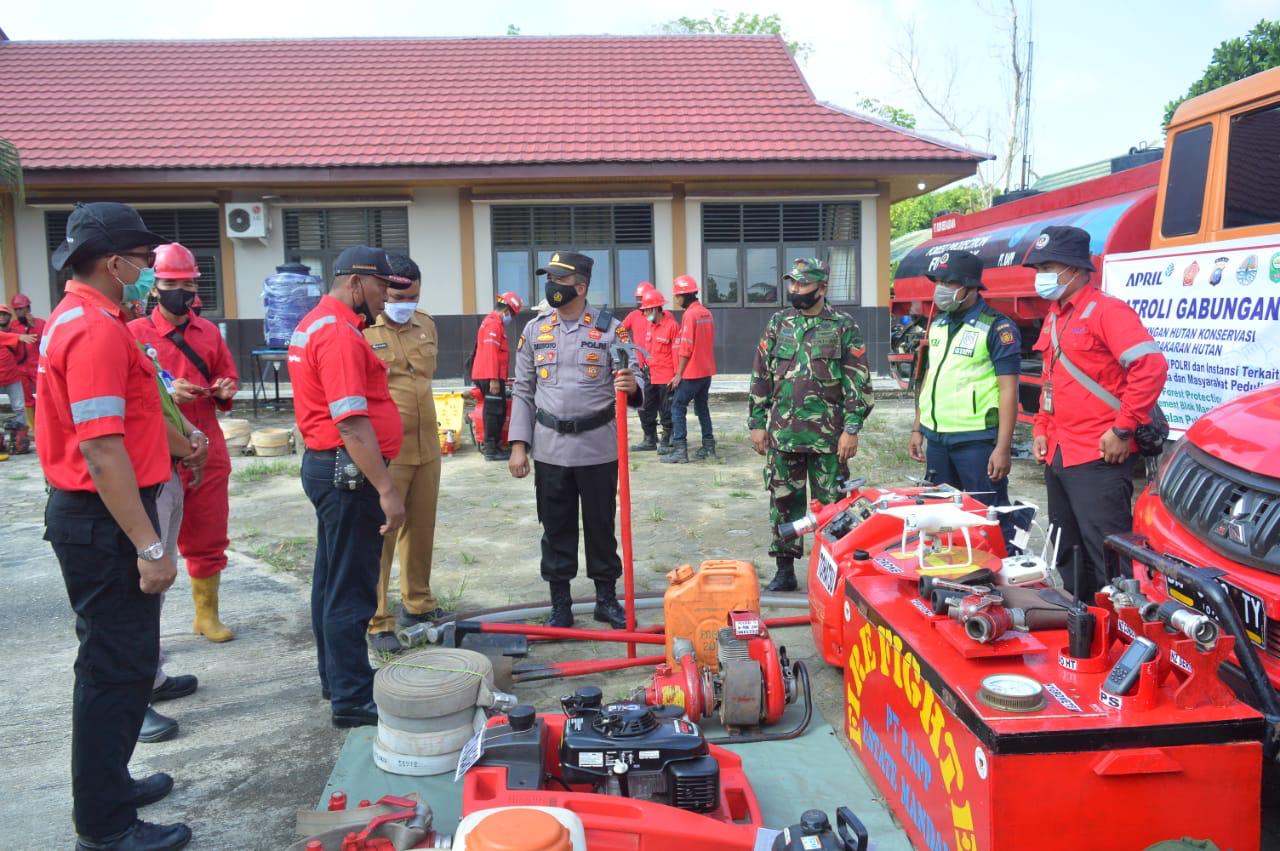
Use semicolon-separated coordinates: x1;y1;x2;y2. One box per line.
646;310;659;323
933;284;964;313
1034;271;1068;301
383;302;417;324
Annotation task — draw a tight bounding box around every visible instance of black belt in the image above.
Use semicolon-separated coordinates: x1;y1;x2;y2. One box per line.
535;405;615;435
47;484;161;499
305;448;391;465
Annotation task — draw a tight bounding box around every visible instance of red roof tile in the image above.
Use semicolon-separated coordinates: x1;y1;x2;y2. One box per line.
0;35;982;171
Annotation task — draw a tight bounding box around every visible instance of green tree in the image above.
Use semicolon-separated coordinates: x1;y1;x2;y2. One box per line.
1164;19;1280;127
856;97;917;129
506;24;520;36
890;185;988;240
662;11;812;62
0;138;21;259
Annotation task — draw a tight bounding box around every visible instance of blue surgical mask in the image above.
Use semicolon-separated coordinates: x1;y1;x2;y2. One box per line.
502;313;513;326
383;301;418;325
1034;271;1067;301
933;284;964;312
123;268;155;303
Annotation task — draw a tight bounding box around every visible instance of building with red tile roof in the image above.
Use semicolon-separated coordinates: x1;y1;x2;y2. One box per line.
0;33;984;376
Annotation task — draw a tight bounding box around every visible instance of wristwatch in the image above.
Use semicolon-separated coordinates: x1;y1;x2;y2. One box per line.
189;429;206;443
1112;427;1134;440
843;422;862;435
138;541;165;562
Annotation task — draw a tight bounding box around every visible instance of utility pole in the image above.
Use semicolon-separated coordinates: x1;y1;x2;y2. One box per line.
1020;2;1034;190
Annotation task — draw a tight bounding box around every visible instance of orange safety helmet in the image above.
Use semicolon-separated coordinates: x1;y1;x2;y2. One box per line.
634;281;655;301
672;275;699;296
639;289;666;310
153;243;202;281
497;291;524;313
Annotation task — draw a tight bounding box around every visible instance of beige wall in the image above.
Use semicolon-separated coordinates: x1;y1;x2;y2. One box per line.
408;188;463;315
12;203;52;316
228;201;287;320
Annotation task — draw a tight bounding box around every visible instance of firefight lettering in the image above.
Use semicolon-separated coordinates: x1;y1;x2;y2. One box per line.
845;620;976;851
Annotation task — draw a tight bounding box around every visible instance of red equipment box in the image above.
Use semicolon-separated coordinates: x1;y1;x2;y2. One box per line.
467;385;512;447
806;485;1010;668
840;572;1264;851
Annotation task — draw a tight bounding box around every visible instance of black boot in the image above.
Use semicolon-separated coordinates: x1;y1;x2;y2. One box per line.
593;583;628;629
76;819;192;851
138;706;178;744
548;582;574;628
483;437;511;462
655;430;673;455
661;439;689;464
631;431;658;452
765;556;798;592
693;437;717;460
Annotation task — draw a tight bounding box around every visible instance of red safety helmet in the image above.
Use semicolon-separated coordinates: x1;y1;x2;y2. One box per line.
11;293;31;309
672;275;699;295
640;289;666;310
153;243;201;281
497;291;524;314
634;282;655;301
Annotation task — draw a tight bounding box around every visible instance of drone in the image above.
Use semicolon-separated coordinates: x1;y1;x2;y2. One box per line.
878;500;1038;571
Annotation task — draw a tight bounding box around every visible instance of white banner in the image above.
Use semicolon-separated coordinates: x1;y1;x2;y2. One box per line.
1103;235;1280;436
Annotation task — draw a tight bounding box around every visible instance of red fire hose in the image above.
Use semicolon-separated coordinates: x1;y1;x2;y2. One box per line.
617;362;637;657
456;620;663;645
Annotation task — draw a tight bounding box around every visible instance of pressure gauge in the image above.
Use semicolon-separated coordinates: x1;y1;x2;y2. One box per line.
978;674;1046;713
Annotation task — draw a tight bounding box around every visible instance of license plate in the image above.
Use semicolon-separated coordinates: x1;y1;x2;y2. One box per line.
1164;574;1267;648
817;546;838;597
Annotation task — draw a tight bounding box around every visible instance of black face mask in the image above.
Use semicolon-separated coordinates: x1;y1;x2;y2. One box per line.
789;287;822;311
353;280;377;326
158;288;196;316
545;280;579;308
0;320;9;330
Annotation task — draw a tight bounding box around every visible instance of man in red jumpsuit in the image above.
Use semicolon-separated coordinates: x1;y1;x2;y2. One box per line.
129;243;240;642
0;303;35;424
1028;225;1168;599
10;293;43;431
471;291;523;461
663;275;717;464
632;288;680;454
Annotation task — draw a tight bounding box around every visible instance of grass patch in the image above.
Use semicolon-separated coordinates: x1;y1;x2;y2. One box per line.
709;500;725;509
249;536;314;575
649;503;665;522
729;490;754;499
713;471;729;487
232;459;301;483
435;576;470;612
9;473;29;481
460;552;479;565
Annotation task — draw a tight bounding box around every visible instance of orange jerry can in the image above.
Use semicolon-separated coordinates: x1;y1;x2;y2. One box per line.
663;560;760;671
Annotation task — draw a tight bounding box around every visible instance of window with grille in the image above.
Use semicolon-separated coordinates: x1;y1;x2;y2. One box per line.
283;208;411;284
45;208;224;315
700;202;863;306
491;204;654;310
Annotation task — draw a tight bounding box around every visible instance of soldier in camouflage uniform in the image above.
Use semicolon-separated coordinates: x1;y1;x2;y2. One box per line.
748;258;873;591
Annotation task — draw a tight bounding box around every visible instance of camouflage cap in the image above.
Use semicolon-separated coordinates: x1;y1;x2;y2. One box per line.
783;258;829;284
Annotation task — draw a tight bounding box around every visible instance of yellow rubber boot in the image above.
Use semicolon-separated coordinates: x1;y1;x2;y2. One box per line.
191;574;234;642
25;407;34;432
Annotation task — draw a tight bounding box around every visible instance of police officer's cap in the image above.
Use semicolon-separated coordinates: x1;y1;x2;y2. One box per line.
926;251;986;290
333;245;412;289
1022;225;1096;272
51;202;168;272
536;251;593;283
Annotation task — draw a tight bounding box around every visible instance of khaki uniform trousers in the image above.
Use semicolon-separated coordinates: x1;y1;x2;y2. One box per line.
368;456;441;633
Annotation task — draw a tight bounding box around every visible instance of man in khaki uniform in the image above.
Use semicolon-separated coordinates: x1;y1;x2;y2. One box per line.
363;254;445;653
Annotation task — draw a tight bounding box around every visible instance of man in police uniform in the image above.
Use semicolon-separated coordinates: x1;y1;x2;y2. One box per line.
363;254;445;654
748;259;873;592
290;246;408;728
908;250;1023;548
508;251;644;628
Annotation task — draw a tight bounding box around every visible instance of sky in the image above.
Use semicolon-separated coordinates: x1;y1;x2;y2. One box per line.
2;0;1274;188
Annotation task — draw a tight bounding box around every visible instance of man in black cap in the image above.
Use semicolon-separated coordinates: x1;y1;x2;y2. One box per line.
290;245;408;727
1026;225;1167;597
908;250;1023;548
39;202;192;850
507;251;644;628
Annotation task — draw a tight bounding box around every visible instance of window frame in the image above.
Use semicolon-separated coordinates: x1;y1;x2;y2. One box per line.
44;207;224;315
489;204;655;310
700;202;863;307
1222;99;1280;235
1160;122;1214;240
282;207;411;283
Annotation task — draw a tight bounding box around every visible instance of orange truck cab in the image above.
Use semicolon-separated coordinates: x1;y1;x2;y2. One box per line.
1134;67;1280;703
